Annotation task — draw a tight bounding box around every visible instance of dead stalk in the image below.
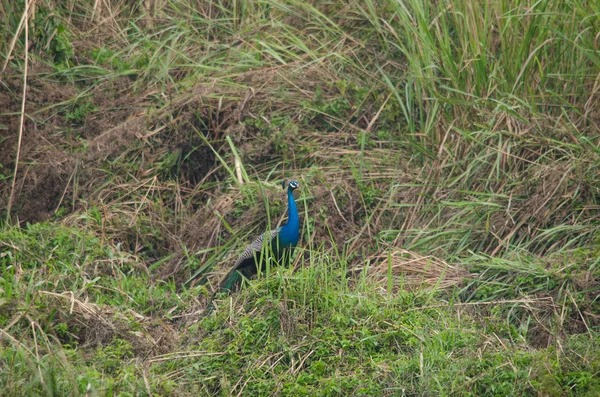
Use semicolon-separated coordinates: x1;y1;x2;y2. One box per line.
6;0;30;224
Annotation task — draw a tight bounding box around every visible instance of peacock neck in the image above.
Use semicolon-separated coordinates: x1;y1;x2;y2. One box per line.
279;187;299;245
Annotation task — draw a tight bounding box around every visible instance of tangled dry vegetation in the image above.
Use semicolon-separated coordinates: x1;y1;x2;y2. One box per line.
1;0;600;395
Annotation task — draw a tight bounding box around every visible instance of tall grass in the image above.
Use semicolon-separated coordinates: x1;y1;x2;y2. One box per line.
1;0;599;395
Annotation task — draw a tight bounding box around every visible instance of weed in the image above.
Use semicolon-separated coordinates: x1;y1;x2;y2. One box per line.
0;0;599;395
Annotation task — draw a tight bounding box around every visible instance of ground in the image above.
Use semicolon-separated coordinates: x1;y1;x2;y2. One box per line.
1;0;599;395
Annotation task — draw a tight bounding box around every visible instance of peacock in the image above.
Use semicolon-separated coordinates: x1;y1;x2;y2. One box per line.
215;180;300;296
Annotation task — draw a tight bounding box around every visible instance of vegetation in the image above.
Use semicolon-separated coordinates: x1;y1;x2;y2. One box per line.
1;0;599;395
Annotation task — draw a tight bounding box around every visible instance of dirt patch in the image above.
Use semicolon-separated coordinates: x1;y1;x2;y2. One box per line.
0;60;230;224
1;65;79;223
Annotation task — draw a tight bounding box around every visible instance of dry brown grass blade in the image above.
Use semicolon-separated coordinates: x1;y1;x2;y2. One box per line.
1;0;34;73
6;0;30;223
0;327;35;357
406;297;557;312
148;350;225;363
28;315;45;387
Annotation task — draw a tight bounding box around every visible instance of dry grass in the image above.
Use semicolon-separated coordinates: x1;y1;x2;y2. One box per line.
39;290;178;355
366;249;469;292
1;0;599;395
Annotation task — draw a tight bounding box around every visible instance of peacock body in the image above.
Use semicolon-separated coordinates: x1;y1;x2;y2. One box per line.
217;180;300;294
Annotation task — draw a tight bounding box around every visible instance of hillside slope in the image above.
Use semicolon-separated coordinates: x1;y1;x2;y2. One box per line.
1;0;599;395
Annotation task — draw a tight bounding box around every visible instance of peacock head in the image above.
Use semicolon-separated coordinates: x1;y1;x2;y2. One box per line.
282;180;300;191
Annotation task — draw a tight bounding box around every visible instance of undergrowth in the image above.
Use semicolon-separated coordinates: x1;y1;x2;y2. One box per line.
1;0;599;395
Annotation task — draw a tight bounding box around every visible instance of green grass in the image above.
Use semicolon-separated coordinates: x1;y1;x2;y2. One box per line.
1;0;600;395
1;221;598;396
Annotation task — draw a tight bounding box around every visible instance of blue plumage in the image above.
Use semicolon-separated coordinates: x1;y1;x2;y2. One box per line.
217;180;300;294
277;181;300;247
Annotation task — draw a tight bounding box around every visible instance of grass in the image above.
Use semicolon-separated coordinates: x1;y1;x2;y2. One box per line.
1;223;599;395
1;0;599;395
